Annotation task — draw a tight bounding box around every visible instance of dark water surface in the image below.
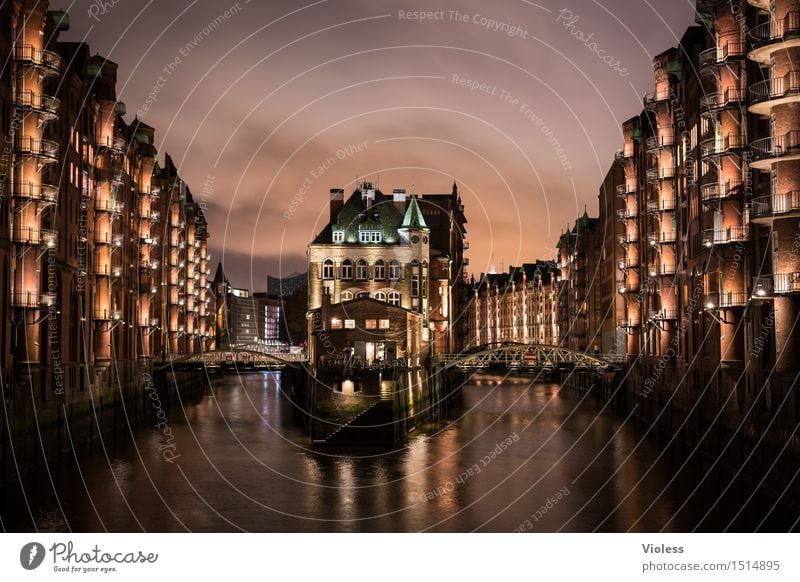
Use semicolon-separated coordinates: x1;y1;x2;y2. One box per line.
1;372;796;532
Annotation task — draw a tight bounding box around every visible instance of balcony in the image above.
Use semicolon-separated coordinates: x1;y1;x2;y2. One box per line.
94;308;122;321
648;263;677;276
13;136;59;163
700;180;744;204
97;136;127;155
749;12;800;64
645;133;674;153
618;317;641;328
137;317;159;327
700;87;747;114
617;233;639;245
644;89;671;109
616;207;638;221
750;130;800;169
11;226;57;247
700;133;747;158
13;44;61;76
749;71;800;115
647;231;677;246
614;147;634;162
753;273;800;296
616;184;636;199
95;167;125;185
751;190;800;222
646;197;677;214
702;226;749;247
646;166;676;182
618;282;641;294
698;40;746;71
94;232;124;247
12;181;58;204
13;90;60;121
618;257;640;270
95;198;125;214
648;309;678;321
703;291;748;309
94;263;123;277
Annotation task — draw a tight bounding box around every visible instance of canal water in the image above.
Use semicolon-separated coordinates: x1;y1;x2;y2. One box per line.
1;372;796;532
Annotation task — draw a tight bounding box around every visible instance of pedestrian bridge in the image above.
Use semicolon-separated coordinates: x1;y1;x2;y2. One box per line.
156;349;306;371
433;342;620;373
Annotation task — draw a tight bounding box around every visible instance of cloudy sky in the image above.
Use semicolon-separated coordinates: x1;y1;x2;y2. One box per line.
61;0;697;289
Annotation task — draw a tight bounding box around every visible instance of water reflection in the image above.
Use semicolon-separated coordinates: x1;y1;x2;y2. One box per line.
1;372;796;532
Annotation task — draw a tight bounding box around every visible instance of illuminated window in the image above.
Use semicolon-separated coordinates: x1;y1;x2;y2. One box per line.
389;260;401;280
388;291;401;307
342;291;354;301
332;230;344;243
341;259;353;280
344;319;355;329
374;291;387;302
322;259;334;279
330;318;343;329
374;259;385;280
359;230;381;243
379;319;390;329
365;319;377;329
356;259;368;280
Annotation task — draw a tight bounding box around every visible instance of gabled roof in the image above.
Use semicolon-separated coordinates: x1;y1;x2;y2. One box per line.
311;186;405;245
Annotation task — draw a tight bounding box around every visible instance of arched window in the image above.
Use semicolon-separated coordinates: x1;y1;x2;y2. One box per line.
341;290;354;301
389;259;401;280
322;259;334;279
356;291;369;299
388;291;401;307
356;259;368;280
374;291;387;302
341;259;353;280
374;259;385;281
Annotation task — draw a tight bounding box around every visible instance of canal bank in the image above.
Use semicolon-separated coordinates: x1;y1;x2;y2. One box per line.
0;364;206;486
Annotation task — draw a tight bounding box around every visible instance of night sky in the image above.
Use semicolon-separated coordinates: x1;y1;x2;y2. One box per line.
60;0;697;289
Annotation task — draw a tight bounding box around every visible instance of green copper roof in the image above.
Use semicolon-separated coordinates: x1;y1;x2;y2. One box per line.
401;195;428;230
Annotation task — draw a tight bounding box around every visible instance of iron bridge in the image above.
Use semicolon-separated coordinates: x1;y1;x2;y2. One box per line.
433;342;617;373
155;349;306;371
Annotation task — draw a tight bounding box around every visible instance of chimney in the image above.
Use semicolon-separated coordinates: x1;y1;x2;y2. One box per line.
330;188;344;220
393;189;406;214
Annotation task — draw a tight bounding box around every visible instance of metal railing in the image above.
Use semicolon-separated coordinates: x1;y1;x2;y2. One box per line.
616;184;636;198
13;44;61;74
616;207;638;220
97;136;127;155
646;166;676;181
94;308;122;321
13;90;60;117
13;136;59;161
750;71;800;103
701;180;744;203
751;190;800;218
702;226;749;246
700;87;747;111
700;133;747;157
647;197;676;213
10;226;58;247
12;181;58;204
648;231;677;245
698;40;746;68
749;11;800;48
750;130;800;160
645;133;675;152
648;309;678;320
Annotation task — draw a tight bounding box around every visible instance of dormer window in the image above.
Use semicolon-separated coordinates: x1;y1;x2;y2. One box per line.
359;230;381;244
332;230;344;243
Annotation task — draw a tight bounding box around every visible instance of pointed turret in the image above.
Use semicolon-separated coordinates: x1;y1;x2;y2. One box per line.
401;195;429;230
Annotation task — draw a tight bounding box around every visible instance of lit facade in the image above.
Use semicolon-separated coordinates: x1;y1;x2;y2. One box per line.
468;261;560;348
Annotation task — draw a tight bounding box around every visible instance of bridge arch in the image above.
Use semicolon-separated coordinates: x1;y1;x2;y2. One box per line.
434;342;612;372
